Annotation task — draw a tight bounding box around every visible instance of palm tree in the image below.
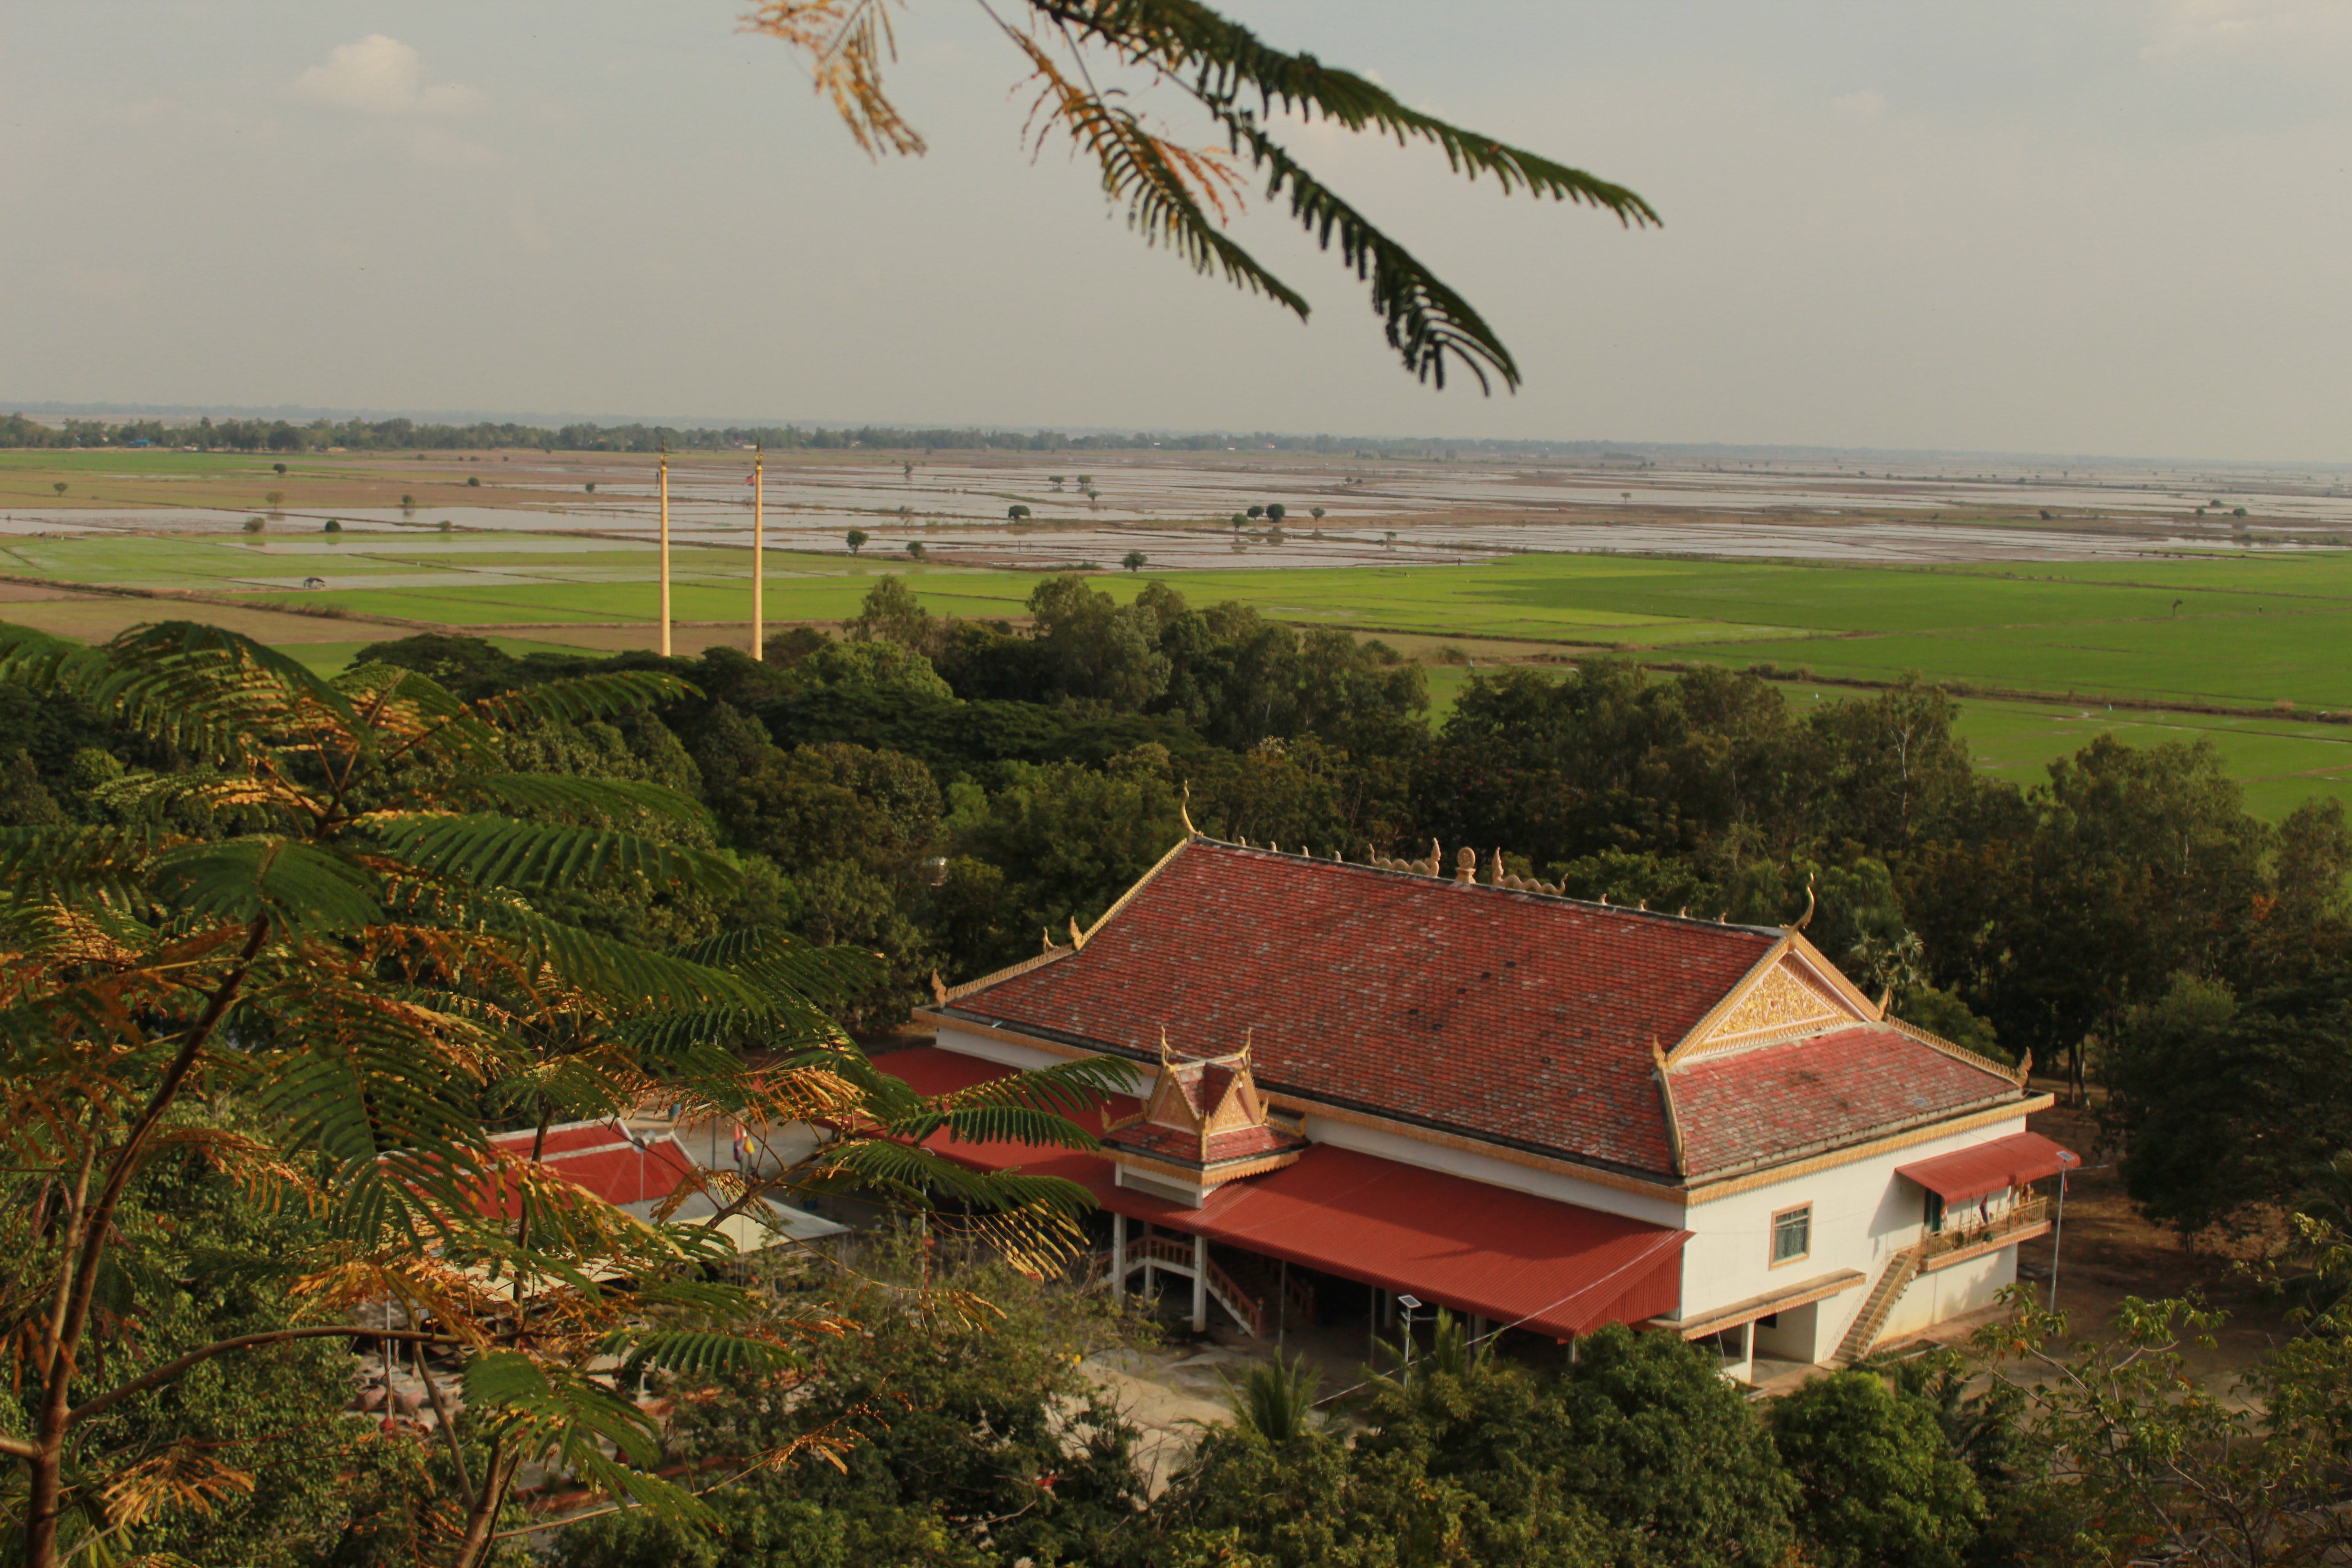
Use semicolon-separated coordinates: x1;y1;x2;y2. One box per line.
746;0;1657;392
1227;1351;1321;1443
0;623;1109;1567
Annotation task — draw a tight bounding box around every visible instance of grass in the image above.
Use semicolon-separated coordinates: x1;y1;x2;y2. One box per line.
2;521;2346;817
1950;696;2352;822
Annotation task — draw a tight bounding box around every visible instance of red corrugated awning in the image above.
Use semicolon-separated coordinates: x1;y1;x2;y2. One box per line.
872;1044;1143;1132
1896;1131;2078;1204
878;1046;1689;1338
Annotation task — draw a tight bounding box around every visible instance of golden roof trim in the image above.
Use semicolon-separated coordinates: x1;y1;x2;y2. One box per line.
1882;1016;2027;1086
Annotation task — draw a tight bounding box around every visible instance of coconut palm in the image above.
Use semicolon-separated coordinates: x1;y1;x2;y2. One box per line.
0;622;1112;1568
748;0;1656;392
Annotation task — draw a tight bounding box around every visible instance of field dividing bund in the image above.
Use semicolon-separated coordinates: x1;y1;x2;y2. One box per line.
0;527;2346;818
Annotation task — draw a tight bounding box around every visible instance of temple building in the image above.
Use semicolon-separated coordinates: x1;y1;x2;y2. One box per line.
888;834;2076;1378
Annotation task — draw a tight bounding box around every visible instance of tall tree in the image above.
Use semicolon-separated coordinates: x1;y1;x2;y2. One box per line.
0;624;1110;1568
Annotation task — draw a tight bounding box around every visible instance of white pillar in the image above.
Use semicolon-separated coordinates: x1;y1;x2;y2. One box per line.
1734;1319;1756;1384
1190;1232;1208;1333
1111;1213;1127;1301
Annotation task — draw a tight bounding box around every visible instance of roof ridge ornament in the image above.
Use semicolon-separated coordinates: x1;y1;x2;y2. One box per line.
1180;779;1198;837
1795;870;1817;931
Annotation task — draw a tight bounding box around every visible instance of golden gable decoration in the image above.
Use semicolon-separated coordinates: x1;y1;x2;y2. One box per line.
1102;1029;1308;1205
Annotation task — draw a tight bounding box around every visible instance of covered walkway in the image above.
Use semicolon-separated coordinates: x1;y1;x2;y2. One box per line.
876;1045;1689;1341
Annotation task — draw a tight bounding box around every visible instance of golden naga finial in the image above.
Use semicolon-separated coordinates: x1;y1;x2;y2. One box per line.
1876;985;1892;1015
1795;870;1818;930
1180;779;1198;837
2014;1049;2034;1087
1651;1035;1670;1072
1158;1024;1176;1068
930;970;948;1005
1042;926;1057;954
1240;1027;1253;1065
1488;848;1506;885
1069;916;1087;950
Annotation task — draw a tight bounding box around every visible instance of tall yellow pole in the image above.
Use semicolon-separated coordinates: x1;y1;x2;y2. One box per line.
658;445;672;657
751;443;764;660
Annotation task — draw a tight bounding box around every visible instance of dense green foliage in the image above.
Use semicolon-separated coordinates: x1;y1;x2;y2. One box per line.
553;1237;1150;1568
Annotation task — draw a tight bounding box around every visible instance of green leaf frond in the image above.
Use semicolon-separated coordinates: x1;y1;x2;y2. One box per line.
809;1138;1098;1220
147;838;386;935
434;892;767;1012
462;773;716;829
1218;112;1526;391
897;1102;1104;1151
0;824;162;906
467;670;699;730
1044;0;1659;220
111;618;362;725
364;813;744;899
606;1329;802;1380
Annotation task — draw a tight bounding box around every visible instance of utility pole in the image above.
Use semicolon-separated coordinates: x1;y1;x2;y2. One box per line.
751;442;764;660
657;442;672;657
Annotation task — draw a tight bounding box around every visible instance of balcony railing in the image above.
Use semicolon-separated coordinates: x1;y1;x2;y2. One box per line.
1922;1195;2050;1263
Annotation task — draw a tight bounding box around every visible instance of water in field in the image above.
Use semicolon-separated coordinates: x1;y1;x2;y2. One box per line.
6;452;2348;569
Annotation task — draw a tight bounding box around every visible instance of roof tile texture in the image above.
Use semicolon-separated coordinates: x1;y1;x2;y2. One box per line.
1672;1026;2017;1175
961;842;1779;1176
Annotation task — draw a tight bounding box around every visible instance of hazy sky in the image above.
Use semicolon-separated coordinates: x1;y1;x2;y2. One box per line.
4;2;2347;458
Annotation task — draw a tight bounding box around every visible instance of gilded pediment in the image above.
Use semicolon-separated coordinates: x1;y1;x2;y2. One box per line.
1670;946;1872;1065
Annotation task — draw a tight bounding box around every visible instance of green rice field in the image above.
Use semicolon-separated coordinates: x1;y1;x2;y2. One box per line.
2;529;2347;819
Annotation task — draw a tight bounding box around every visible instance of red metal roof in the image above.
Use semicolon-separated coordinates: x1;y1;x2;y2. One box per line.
473;1124;700;1216
1105;1146;1689;1338
878;1049;1688;1338
872;1043;1143;1133
1671;1027;2024;1176
947;841;1780;1176
1896;1131;2079;1203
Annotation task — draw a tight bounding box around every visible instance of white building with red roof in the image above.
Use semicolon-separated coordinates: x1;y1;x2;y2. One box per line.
901;835;2075;1377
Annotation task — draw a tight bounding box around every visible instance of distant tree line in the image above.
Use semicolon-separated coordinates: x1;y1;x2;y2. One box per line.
0;410;1652;461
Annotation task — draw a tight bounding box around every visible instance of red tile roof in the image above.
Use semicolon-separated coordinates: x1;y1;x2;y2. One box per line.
1671;1026;2023;1176
945;841;1780;1176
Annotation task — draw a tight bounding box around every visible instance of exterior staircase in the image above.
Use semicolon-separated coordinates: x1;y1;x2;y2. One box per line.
1100;1237;1313;1340
1833;1244;1923;1366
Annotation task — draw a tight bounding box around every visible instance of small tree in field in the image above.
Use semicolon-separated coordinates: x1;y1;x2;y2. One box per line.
1385;529;1398;549
322;518;342;534
241;516;265;534
845;528;870;554
1247;505;1264;519
1230;514;1246;533
1007;505;1031;520
400;493;416;510
272;462;288;476
584;481;597;493
1122;550;1147;573
906;540;927;560
50;483;65;497
1265;503;1286;522
1311;506;1327;520
265;491;285;509
1049;475;1065;490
